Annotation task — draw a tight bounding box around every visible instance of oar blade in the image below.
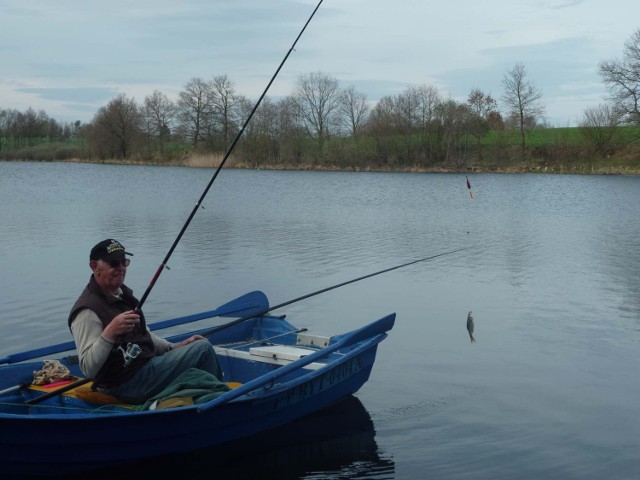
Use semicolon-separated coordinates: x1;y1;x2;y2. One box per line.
217;290;269;318
1;291;270;365
149;290;269;331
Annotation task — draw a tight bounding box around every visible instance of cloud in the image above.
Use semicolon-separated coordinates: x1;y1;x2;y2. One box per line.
549;0;586;9
0;0;637;126
16;87;119;104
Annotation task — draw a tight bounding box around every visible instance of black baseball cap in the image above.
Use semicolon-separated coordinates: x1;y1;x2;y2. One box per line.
90;239;133;262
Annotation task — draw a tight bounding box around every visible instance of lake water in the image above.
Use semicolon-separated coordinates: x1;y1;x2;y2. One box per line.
1;162;639;479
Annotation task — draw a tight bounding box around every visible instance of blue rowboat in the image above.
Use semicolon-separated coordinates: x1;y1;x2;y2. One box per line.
0;290;394;476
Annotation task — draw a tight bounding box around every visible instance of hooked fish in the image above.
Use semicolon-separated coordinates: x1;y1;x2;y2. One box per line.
466;176;474;199
466;311;476;343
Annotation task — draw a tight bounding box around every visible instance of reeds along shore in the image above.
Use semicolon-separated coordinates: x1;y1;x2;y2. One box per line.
4;151;640;175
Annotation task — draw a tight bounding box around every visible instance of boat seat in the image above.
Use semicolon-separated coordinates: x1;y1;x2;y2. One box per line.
216;344;326;370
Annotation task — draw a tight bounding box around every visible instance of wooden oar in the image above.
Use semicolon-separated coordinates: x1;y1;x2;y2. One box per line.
0;290;268;366
23;377;91;405
16;291;268;405
0;384;26;397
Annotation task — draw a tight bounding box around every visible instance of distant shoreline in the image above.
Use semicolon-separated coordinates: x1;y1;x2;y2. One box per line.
3;157;640;175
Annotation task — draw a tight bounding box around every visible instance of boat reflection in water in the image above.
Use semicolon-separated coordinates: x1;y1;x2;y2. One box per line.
77;396;394;480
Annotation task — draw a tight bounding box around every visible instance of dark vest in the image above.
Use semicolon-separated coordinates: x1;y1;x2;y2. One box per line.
68;276;155;388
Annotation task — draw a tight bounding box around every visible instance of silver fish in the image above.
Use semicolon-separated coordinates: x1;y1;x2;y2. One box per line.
467;311;476;343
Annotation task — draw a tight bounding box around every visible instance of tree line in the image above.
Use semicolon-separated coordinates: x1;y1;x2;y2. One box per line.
0;108;81;149
1;28;638;169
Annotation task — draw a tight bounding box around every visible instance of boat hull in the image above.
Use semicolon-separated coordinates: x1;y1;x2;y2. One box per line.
0;307;393;476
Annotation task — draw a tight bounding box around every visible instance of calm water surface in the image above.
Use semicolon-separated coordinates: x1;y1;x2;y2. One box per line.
1;162;639;479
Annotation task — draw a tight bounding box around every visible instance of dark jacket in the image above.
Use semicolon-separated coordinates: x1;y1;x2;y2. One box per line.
69;275;155;388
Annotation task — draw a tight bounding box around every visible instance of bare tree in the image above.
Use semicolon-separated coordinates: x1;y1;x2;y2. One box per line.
367;95;395;132
394;86;423;165
89;93;141;159
292;71;342;153
599;28;640;126
413;84;442;165
502;63;545;159
0;110;7;151
579;104;624;155
240;96;281;166
467;88;498;161
177;78;215;147
339;85;369;138
435;99;472;166
278;96;307;163
365;95;397;165
414;84;441;128
142;90;177;158
210;75;244;151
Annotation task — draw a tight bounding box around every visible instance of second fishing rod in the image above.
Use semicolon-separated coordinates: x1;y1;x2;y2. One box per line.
134;0;324;313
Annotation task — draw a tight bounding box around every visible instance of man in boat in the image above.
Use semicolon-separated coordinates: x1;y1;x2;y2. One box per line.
68;239;224;404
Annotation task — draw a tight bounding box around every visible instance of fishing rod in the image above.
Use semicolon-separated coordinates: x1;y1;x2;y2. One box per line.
21;2;325;407
198;246;470;337
22;247;467;406
135;0;324;312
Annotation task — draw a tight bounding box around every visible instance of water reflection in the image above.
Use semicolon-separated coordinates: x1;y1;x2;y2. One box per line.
73;396;394;480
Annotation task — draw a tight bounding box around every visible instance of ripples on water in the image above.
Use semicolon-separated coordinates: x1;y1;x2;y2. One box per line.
1;162;640;479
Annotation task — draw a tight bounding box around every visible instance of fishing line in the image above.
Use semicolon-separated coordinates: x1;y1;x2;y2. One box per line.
24;246;466;406
135;0;324;312
200;246;470;336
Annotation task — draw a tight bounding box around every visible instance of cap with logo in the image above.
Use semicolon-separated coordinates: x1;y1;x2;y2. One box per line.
90;239;134;262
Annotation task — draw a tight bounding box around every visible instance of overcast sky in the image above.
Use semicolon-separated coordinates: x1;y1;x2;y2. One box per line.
1;0;637;126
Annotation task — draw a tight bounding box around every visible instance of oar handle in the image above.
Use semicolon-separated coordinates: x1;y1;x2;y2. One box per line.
24;377;92;406
0;384;27;396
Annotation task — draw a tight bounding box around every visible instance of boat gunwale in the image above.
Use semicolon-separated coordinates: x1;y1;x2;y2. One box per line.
0;325;390;420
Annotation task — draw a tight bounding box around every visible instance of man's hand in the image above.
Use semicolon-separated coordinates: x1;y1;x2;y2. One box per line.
171;335;206;350
103;310;140;342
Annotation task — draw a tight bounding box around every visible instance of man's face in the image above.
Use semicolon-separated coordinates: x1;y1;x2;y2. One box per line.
91;258;129;293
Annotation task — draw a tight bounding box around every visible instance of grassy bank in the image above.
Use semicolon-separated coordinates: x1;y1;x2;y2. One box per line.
2;126;640;175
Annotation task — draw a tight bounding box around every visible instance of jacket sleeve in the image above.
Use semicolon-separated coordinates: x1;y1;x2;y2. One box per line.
149;330;173;354
70;308;114;378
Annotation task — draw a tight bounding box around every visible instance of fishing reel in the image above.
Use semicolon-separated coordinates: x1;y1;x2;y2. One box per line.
118;343;142;368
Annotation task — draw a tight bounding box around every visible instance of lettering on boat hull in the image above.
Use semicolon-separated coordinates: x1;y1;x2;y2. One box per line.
270;355;363;411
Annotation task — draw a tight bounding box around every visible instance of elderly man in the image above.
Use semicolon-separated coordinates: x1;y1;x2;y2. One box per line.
69;239;223;404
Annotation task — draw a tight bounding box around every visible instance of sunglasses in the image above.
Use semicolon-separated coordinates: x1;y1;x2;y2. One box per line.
107;258;131;268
